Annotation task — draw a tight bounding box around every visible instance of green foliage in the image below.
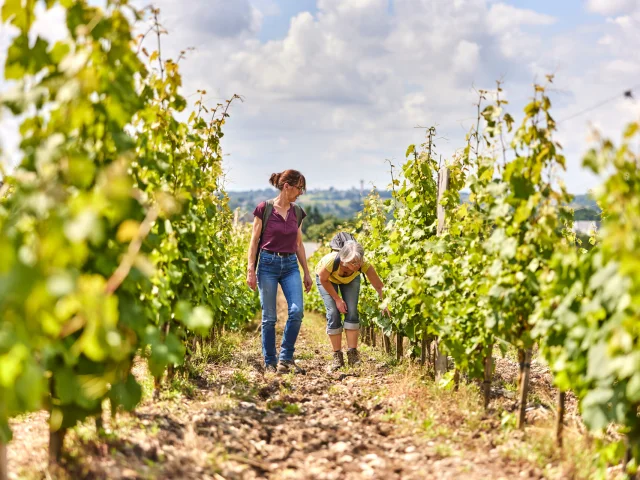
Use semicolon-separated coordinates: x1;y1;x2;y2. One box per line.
355;190;392;331
301;78;640;469
350;80;639;468
573;208;600;221
304;210;345;242
378;136;439;341
0;0;257;445
367;82;573;380
305;205;324;225
304;242;331;315
535;119;640;464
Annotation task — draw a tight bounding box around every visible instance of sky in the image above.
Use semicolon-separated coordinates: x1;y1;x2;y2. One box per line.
1;0;640;193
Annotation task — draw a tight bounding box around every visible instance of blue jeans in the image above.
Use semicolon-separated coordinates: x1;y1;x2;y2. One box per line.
315;275;360;335
257;251;304;366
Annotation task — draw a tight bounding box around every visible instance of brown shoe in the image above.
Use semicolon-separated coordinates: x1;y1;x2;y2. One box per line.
277;359;306;375
347;348;361;367
330;351;345;372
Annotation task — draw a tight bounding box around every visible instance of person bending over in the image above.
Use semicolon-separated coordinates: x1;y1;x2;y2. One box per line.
315;241;388;371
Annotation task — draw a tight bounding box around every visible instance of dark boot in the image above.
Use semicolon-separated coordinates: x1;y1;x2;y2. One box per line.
330;351;345;372
277;359;306;375
347;348;361;367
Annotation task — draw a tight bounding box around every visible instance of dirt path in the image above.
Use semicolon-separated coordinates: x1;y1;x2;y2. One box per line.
68;318;528;479
302;242;320;258
7;292;593;479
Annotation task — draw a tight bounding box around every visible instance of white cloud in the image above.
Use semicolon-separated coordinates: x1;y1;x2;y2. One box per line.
486;3;556;60
586;0;639;16
159;0;568;190
604;58;640;75
487;3;556;33
163;0;262;39
2;0;640;195
597;34;614;45
252;0;281;17
453;41;481;73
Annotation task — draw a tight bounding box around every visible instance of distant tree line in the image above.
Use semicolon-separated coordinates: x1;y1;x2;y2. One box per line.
302;205;353;241
573;208;600;221
228;188;392;221
228;189;600;243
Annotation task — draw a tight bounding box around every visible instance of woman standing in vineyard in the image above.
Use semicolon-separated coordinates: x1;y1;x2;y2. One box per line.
316;241;388;371
247;170;313;373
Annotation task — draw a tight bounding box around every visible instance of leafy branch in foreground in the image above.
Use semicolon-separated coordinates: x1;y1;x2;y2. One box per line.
0;0;257;464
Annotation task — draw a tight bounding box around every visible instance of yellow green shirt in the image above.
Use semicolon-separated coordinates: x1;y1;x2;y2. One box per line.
315;252;371;285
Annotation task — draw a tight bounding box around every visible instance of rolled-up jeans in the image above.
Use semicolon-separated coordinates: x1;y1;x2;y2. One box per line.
315;274;360;335
257;250;304;366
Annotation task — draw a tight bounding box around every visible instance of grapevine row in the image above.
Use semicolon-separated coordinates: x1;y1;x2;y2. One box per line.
306;81;640;473
0;0;258;473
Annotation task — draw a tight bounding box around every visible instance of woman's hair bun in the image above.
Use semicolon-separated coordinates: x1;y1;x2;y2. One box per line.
269;173;281;187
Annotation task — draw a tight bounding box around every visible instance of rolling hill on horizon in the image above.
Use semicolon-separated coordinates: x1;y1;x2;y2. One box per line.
228;188;599;221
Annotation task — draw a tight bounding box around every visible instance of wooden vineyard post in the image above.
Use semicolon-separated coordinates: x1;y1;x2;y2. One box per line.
435;340;448;379
483;350;493;410
396;333;403;362
435;167;450;380
517;349;533;429
212;326;216;346
556;391;566;447
47;375;67;463
164;321;175;382
517;349;525;390
95;412;104;436
383;334;391;354
361;327;369;346
371;326;377;348
623;436;638;478
437;167;450;236
0;441;7;480
431;341;436;368
420;335;427;366
49;427;67;464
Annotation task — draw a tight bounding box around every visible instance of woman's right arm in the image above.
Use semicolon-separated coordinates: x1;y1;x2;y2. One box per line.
246;216;262;291
318;268;348;314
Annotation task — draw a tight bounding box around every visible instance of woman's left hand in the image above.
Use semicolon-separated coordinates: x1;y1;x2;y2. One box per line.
303;273;313;293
